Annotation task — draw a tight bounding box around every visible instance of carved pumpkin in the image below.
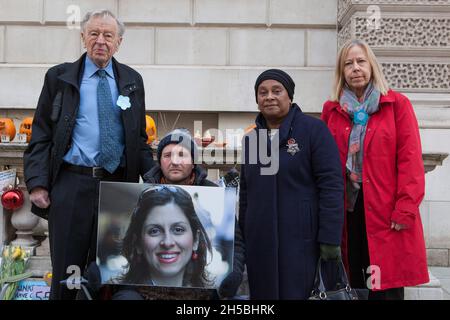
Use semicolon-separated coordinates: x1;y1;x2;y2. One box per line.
0;118;16;141
145;115;157;144
19;117;33;143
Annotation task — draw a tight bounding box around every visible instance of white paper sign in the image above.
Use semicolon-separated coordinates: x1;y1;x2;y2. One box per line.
1;135;11;143
0;169;17;194
16;134;27;144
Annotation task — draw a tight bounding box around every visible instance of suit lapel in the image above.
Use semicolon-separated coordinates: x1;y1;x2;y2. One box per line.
55;54;86;117
278;104;299;146
112;57;138;96
112;57;141;137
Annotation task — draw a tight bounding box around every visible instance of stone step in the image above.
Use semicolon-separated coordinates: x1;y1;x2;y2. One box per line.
405;270;444;300
28;256;52;278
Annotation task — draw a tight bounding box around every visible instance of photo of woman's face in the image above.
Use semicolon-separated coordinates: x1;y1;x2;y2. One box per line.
98;182;237;288
141;202;198;284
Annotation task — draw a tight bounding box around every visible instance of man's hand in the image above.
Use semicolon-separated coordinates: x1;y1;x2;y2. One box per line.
30;187;51;209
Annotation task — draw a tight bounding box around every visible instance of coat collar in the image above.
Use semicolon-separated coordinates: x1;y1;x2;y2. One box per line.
379;90;396;104
57;53;86;91
279;104;301;144
57;53;138;95
84;55;115;80
255;104;301;145
111;57;140;96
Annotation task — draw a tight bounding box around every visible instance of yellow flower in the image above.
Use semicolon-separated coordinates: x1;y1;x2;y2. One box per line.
44;272;53;287
1;245;31;300
12;246;23;260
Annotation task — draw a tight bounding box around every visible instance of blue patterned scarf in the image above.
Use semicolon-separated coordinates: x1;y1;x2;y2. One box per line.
340;82;380;211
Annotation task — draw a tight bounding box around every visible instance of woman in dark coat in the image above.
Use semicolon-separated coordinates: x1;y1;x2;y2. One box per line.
239;69;344;299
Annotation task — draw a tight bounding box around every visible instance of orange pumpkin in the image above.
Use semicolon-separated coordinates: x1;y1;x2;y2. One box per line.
0;118;16;141
145;115;157;144
19;117;33;143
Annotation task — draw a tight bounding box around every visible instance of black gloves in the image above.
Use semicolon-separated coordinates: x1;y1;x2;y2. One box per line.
218;219;245;299
319;244;342;261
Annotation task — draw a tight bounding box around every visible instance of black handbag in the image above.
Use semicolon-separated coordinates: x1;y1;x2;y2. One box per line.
309;258;360;300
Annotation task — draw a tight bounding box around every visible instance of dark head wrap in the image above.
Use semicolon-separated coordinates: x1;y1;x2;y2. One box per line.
254;69;295;103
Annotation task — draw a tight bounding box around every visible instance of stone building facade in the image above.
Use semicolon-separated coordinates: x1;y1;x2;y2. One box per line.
0;0;449;270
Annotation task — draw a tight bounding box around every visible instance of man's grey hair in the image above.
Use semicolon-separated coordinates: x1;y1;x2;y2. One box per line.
81;10;125;37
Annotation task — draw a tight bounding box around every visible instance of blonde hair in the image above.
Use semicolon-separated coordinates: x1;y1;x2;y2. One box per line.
331;39;389;101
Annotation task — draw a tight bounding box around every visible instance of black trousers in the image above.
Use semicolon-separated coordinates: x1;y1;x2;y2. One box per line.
48;167;124;300
347;189;404;300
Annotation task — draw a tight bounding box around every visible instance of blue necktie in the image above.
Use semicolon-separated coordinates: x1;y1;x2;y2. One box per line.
97;69;122;173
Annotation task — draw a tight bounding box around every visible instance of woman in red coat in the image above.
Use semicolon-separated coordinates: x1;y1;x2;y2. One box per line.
321;39;429;300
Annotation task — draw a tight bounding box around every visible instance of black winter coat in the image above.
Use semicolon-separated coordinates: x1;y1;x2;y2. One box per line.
239;104;344;299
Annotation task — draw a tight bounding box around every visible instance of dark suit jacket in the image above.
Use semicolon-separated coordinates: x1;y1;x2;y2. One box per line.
23;53;154;217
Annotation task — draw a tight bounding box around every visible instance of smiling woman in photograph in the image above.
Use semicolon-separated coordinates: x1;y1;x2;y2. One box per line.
120;185;213;288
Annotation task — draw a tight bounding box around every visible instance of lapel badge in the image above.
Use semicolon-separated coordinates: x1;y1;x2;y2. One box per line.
287;138;300;156
117;95;131;110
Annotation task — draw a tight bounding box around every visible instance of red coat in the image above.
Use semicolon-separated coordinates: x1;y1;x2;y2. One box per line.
321;90;429;290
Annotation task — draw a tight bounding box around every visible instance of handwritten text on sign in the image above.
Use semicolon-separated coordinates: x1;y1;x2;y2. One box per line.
13;280;50;300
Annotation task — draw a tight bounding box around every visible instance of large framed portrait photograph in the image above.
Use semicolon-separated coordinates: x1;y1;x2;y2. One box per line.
97;182;237;289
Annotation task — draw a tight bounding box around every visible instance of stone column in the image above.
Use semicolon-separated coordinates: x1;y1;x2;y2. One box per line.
9;188;39;249
0;143;41;251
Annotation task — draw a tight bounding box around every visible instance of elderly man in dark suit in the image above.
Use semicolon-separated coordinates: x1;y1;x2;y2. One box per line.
23;9;153;300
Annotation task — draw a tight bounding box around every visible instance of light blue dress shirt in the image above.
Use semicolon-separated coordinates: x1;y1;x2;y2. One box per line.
63;56;124;167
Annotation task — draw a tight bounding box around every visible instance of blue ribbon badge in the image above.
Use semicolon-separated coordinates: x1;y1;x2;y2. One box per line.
353;109;368;126
117;95;131;110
